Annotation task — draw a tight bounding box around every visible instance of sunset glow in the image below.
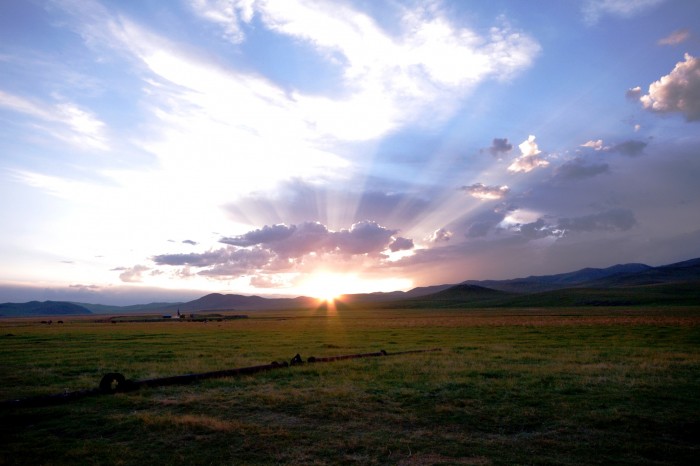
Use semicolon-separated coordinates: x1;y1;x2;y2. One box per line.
1;1;699;305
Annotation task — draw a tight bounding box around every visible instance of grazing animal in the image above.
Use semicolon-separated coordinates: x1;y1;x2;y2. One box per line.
57;320;64;324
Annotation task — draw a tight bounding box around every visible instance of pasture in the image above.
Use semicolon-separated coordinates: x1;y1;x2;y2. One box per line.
1;307;699;465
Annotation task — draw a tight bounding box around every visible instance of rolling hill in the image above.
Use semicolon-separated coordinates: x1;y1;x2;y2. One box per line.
2;257;699;316
0;301;92;317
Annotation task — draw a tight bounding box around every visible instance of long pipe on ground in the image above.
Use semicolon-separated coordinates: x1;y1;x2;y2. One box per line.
0;348;441;409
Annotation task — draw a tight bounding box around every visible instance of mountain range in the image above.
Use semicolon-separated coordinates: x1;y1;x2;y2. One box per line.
1;257;698;317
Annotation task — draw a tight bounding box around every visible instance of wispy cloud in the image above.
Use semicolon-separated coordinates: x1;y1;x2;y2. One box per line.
582;0;665;25
0;90;109;150
658;28;690;46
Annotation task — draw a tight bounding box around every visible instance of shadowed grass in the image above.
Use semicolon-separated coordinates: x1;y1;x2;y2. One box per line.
1;307;699;464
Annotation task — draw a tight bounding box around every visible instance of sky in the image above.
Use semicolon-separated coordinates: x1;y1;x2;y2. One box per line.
1;0;700;305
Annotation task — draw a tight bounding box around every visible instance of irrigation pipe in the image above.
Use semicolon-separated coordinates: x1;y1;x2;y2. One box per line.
1;348;441;409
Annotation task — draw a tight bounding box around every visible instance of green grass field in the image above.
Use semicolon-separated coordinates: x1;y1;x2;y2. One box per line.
1;307;699;465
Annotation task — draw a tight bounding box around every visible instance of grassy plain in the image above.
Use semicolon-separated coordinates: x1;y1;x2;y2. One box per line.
1;307;699;465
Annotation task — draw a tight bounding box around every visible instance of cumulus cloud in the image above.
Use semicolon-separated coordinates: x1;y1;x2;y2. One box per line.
487;138;513;156
508;135;549;173
639;53;700;122
658;28;690;46
118;265;150;283
582;0;664;25
626;86;643;100
461;183;510;200
555;158;610;180
608;139;647;156
152;220;413;278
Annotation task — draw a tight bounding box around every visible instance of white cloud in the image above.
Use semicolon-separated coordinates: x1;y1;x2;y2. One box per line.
582;0;665;25
461;183;510;200
0;90;108;150
640;53;700;122
581;139;605;150
188;0;540;140
427;228;452;243
508;135;549;173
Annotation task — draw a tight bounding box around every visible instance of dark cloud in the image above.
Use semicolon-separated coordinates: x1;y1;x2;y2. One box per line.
150;220;410;278
182;239;198;246
221;224;297;247
389;236;414;252
465;208;509;238
461;183;510;200
487;138;513;156
640;53;700;122
197;248;273;277
554;158;609;180
608;140;647;156
153;250;232;267
557;208;636;233
517;218;556;239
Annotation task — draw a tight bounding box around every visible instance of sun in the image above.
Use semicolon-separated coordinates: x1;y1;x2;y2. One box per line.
302;271;348;303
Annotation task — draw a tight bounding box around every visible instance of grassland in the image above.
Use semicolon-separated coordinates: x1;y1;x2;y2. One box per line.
1;306;699;465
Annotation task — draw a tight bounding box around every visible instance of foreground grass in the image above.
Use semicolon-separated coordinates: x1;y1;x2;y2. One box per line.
1;307;699;465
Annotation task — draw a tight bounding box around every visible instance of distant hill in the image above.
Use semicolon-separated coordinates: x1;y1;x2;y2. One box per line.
463;263;652;293
3;257;699;315
0;301;92;317
174;293;319;312
74;302;182;314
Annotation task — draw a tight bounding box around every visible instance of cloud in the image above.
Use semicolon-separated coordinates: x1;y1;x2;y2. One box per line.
626;86;642;100
581;139;605;150
0;89;109;150
221;224;298;248
465;208;509;238
508;135;549;173
118;265;150;283
461;183;510;200
554;158;610;180
154;220;412;278
508;208;636;240
658;28;690;46
427;228;453;243
487;138;513;156
187;0;541;140
582;0;665;25
249;275;287;289
640;53;700;121
182;239;198;246
389;237;414;252
608;139;647;156
557;208;636;234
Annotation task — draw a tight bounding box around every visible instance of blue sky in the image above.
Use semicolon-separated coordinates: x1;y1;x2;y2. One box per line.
1;0;699;305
